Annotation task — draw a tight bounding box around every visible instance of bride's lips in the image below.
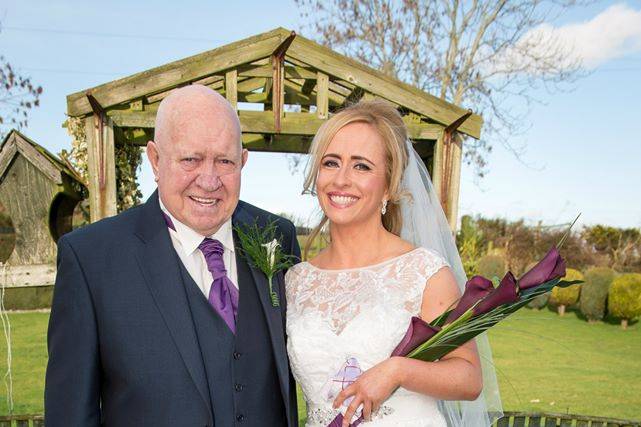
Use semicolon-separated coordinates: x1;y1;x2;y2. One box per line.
326;191;359;209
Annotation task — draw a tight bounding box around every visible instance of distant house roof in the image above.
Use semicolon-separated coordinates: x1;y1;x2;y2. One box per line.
0;130;84;185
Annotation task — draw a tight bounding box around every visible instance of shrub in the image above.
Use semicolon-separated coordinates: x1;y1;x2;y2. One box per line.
549;268;583;316
476;253;506;281
527;292;550;310
608;273;641;329
579;267;615;322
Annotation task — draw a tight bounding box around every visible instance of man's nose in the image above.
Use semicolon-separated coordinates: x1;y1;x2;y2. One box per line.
195;165;223;191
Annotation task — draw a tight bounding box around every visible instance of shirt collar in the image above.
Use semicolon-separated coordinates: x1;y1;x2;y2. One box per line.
159;198;235;256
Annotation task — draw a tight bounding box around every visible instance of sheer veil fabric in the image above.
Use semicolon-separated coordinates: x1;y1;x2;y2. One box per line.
399;140;503;426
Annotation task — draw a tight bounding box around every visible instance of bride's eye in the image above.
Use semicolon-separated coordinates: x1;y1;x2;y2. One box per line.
322;160;339;168
354;163;371;171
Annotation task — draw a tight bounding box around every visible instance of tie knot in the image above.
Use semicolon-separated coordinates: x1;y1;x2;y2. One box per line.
199;238;224;256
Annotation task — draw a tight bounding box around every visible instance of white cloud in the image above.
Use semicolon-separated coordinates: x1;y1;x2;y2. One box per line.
530;3;641;68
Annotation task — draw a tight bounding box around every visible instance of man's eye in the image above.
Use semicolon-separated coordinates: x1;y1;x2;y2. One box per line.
182;157;197;163
218;158;233;165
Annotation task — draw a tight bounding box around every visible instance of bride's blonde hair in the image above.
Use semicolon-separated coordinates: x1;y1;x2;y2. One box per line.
303;99;409;259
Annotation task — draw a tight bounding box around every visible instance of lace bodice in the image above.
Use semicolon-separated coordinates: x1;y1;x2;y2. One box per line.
285;247;450;426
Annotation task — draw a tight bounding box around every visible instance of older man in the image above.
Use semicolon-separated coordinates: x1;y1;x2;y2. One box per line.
45;85;300;427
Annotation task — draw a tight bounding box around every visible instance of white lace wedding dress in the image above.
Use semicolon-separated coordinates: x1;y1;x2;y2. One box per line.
285;247;450;427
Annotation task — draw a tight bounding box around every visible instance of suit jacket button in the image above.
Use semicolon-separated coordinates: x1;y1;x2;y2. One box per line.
233;351;242;360
235;383;243;392
236;414;245;422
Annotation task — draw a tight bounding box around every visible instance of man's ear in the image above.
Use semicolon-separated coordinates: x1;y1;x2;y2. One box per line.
241;148;249;168
146;140;160;178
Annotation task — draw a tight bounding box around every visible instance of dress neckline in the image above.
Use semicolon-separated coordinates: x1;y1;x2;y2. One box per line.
304;247;424;273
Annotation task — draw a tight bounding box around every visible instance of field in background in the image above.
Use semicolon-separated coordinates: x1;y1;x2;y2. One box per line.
1;309;639;420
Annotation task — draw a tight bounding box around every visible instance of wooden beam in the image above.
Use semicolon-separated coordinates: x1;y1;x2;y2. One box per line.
0;138;18;182
67;28;290;116
316;72;329;119
85;115;117;222
446;132;463;232
238;63;316;80
242;133;312;153
285;33;482;138
145;75;224;104
108;109;443;142
301;79;316;95
271;32;296;132
225;69;238;110
431;131;444;203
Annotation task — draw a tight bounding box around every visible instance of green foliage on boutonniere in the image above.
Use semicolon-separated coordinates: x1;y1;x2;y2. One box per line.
234;220;298;307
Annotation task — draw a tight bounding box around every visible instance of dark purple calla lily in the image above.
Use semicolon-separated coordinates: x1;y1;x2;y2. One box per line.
472;272;519;316
518;247;566;291
444;276;495;325
391;316;441;357
328;414;363;427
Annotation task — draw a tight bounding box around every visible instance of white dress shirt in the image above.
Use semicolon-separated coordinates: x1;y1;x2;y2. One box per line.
159;199;238;297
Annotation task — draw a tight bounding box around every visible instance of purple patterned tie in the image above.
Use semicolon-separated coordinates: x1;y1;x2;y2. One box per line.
163;212;239;333
198;238;239;333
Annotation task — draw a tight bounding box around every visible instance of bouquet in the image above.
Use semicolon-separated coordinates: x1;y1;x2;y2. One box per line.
328;226;581;427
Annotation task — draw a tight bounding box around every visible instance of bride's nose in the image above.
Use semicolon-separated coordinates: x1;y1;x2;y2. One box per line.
333;165;352;187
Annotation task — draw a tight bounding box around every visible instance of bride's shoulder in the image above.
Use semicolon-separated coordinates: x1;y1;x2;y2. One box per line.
407;247;451;278
284;261;315;288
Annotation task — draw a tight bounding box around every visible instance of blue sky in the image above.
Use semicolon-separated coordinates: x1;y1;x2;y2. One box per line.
1;0;640;228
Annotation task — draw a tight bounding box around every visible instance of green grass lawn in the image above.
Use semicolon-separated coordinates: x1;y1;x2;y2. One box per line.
1;308;640;420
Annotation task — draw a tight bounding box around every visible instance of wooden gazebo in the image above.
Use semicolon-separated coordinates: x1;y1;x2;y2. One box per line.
66;27;482;230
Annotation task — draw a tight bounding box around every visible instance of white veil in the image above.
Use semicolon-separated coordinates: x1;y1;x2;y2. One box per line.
400;139;503;426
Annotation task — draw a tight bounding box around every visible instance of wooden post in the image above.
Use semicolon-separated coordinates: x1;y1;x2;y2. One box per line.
431;131;445;205
316;71;329;119
225;69;238;110
446;132;463;232
85;115;117;222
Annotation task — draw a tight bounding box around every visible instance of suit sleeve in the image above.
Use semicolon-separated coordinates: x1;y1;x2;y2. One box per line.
45;236;101;427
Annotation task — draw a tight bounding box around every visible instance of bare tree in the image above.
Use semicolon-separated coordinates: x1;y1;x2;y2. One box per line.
296;0;588;175
0;51;43;138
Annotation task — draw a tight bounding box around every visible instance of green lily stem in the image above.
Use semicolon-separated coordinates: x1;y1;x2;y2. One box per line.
407;307;475;358
267;276;280;307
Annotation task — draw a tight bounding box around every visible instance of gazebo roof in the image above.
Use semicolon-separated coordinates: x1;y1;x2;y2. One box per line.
66;27;482;148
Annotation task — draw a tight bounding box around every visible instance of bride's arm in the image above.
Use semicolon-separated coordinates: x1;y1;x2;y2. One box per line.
393;266;483;400
333;267;483;425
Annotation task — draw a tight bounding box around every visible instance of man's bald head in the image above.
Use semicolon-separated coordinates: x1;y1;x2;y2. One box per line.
154;84;241;152
146;84;247;236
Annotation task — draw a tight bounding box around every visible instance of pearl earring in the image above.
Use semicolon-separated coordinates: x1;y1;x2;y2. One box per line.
381;200;388;215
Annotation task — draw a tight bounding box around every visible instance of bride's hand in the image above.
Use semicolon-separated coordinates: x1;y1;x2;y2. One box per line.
332;357;403;426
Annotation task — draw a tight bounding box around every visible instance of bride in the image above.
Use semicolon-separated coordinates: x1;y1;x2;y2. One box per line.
285;100;502;426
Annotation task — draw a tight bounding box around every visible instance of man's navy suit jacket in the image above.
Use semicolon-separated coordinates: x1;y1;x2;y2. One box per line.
44;192;300;427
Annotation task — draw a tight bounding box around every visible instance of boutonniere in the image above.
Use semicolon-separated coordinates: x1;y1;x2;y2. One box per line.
235;220;298;307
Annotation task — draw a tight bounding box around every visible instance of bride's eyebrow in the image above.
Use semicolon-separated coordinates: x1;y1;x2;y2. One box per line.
321;153;376;166
351;155;375;165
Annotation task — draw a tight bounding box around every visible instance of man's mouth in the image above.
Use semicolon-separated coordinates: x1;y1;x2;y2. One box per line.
189;196;219;206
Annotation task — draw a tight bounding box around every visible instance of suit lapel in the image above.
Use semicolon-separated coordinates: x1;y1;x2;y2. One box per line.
232;206;291;410
133;191;211;414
